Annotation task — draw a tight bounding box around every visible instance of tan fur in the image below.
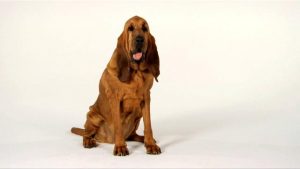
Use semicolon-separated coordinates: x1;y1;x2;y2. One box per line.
71;16;161;156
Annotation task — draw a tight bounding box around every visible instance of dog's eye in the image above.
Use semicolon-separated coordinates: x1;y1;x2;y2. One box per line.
142;26;148;32
128;25;134;32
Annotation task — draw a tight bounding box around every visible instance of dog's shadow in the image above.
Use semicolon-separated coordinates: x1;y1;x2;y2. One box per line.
129;109;263;153
150;109;263;151
153;112;214;150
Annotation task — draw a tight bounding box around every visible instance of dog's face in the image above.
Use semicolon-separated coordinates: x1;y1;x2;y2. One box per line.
124;16;150;63
116;16;160;83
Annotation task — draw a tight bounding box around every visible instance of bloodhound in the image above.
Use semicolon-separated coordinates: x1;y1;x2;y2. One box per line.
71;16;161;156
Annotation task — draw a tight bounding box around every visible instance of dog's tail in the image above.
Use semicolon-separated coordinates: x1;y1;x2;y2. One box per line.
71;127;85;136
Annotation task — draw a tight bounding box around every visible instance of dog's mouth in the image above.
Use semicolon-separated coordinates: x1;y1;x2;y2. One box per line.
132;52;143;61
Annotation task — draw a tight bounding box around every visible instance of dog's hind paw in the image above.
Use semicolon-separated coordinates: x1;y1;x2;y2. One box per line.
83;137;97;148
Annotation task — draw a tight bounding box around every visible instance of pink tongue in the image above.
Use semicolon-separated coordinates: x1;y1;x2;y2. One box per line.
133;52;143;60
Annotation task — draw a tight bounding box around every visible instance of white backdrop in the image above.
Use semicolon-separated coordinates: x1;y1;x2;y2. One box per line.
1;0;300;168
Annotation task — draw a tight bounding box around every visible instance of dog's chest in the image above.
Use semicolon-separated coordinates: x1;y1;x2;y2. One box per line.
123;71;148;99
121;71;149;113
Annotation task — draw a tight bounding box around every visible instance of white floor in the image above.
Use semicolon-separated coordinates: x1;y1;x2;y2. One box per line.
1;1;300;168
1;103;300;168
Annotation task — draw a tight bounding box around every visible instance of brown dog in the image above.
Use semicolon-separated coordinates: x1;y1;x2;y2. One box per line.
71;16;161;156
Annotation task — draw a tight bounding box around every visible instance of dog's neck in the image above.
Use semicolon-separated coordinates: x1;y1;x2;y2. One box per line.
130;61;148;72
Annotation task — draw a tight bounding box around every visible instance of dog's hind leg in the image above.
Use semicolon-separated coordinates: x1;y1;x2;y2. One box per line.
127;132;144;143
83;108;102;148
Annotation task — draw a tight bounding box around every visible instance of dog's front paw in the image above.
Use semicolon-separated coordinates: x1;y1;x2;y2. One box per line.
83;137;97;148
145;144;161;155
113;145;129;156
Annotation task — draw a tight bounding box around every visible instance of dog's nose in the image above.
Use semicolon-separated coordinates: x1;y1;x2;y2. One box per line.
135;36;144;44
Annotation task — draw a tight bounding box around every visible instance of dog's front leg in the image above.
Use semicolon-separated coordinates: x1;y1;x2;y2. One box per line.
111;99;129;156
142;92;161;155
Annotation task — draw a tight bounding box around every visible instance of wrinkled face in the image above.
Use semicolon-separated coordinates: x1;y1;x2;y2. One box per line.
124;16;150;62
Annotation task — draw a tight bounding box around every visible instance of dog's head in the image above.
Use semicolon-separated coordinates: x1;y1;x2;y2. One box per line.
116;16;160;83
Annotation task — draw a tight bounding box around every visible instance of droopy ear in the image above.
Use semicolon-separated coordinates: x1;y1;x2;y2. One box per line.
116;32;131;83
145;34;160;82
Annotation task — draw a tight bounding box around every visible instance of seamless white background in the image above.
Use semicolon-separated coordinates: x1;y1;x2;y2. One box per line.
0;0;300;168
